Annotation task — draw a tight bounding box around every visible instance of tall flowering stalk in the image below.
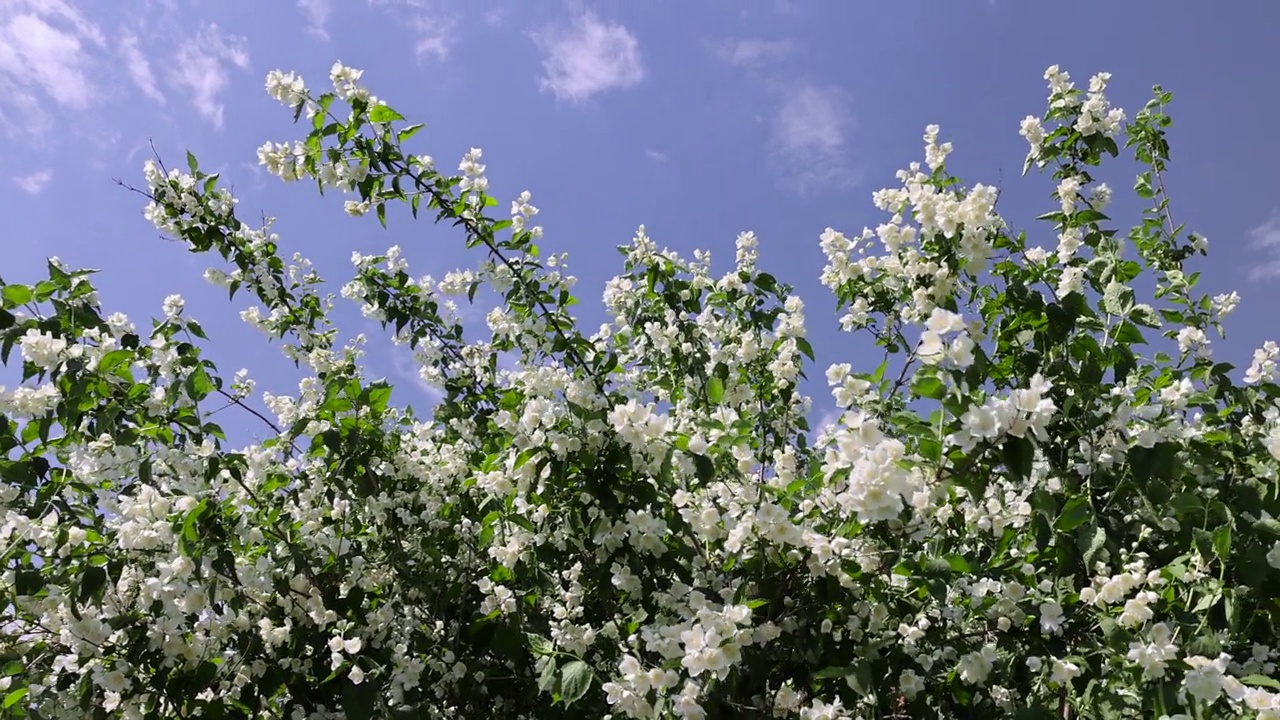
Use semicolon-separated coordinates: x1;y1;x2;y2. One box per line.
2;62;1280;719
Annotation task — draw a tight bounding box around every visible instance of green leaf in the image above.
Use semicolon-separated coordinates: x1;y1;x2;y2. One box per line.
844;662;874;697
187;150;199;173
795;337;815;361
1253;517;1280;538
1057;496;1091;532
1211;524;1231;561
97;349;134;375
398;123;425;142
341;676;377;720
366;383;393;414
369;105;405;123
1;285;32;308
693;454;714;483
1002;437;1033;482
1240;675;1280;690
3;688;28;709
186;367;216;401
813;666;848;680
911;374;946;400
1080;524;1106;566
183;499;210;544
15;570;42;597
526;633;553;658
706;376;724;404
559;660;593;706
537;660;558;693
79;566;106;602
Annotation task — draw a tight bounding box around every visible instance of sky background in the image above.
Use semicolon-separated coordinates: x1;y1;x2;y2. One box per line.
2;0;1280;438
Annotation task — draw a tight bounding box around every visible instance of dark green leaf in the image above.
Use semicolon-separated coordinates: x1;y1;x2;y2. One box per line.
182;499;210;544
1002;437;1033;482
341;676;377;720
526;633;553;658
79;566;106;602
693;455;714;483
813;666;848;680
1057;496;1091;532
559;660;592;706
1212;525;1231;561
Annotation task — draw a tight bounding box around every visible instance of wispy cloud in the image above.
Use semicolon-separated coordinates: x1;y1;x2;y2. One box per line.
411;16;457;60
531;12;644;103
1247;214;1280;281
770;82;856;192
483;8;507;27
298;0;332;41
370;0;458;61
0;0;105;133
644;148;667;162
119;33;164;104
169;24;250;128
717;38;794;69
12;168;52;195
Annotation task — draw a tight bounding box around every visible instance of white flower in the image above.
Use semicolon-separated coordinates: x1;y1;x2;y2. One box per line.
900;669;924;698
1182;655;1229;705
957;644;998;685
1088;183;1113;212
1019;115;1045;150
162;294;185;319
19;329;67;371
1039;601;1065;634
1176;326;1210;358
918;330;945;363
1049;658;1081;686
265;69;307;108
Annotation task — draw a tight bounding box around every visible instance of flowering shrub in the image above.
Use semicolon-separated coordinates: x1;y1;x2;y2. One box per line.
3;61;1280;719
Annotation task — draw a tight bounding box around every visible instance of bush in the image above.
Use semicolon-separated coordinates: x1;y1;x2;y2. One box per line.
2;62;1280;719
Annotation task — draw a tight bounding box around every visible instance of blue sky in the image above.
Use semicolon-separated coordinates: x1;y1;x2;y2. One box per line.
3;0;1280;434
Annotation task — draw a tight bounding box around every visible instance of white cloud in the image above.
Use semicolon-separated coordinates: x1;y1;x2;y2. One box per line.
390;348;444;407
531;12;644;103
1247;214;1280;281
119;33;164;104
12;168;52;195
770;82;855;191
0;0;104;133
718;38;794;69
298;0;332;41
812;408;841;439
169;24;250;128
644;148;667;162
